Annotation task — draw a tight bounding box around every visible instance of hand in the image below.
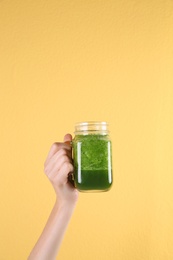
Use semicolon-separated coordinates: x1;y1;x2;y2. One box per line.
44;134;78;205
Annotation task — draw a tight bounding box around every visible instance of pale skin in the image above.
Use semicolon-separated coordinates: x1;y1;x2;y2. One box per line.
28;134;79;260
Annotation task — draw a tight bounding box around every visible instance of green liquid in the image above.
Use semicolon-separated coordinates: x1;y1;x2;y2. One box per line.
75;170;112;191
73;134;113;192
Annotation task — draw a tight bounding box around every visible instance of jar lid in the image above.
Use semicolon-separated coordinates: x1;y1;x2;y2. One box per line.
74;121;109;134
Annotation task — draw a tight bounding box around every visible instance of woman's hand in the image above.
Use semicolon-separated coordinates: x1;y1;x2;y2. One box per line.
28;134;78;260
44;133;78;205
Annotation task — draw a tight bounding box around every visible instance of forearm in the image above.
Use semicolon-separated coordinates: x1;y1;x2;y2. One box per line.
28;200;76;260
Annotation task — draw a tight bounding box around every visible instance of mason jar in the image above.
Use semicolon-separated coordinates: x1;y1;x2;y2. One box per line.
72;121;113;192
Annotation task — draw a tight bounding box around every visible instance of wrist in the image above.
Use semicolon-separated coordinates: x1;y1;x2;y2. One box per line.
54;188;79;209
55;198;77;214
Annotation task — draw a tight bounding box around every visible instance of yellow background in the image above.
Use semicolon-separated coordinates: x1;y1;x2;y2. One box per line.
0;0;173;259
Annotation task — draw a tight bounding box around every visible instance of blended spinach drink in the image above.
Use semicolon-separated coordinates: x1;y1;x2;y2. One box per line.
73;122;113;192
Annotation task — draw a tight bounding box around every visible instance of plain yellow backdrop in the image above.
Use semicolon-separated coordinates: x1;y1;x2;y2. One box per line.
0;0;173;259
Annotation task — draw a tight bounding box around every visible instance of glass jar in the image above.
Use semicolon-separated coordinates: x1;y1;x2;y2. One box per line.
72;121;113;192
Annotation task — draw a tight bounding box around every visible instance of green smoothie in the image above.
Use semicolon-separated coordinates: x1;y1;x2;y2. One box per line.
73;134;112;192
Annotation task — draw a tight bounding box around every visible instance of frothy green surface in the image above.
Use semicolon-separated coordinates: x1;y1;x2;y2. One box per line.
73;134;111;171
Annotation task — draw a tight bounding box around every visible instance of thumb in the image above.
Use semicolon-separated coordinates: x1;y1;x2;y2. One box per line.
63;133;72;144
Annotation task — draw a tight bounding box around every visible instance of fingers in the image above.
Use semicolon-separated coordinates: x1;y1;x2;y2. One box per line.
45;142;60;162
45;134;72;161
63;133;72;144
44;133;74;186
45;148;71;174
46;153;73;183
56;161;74;184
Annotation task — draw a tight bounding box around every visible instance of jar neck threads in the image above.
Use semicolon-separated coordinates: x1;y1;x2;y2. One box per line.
74;121;109;135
